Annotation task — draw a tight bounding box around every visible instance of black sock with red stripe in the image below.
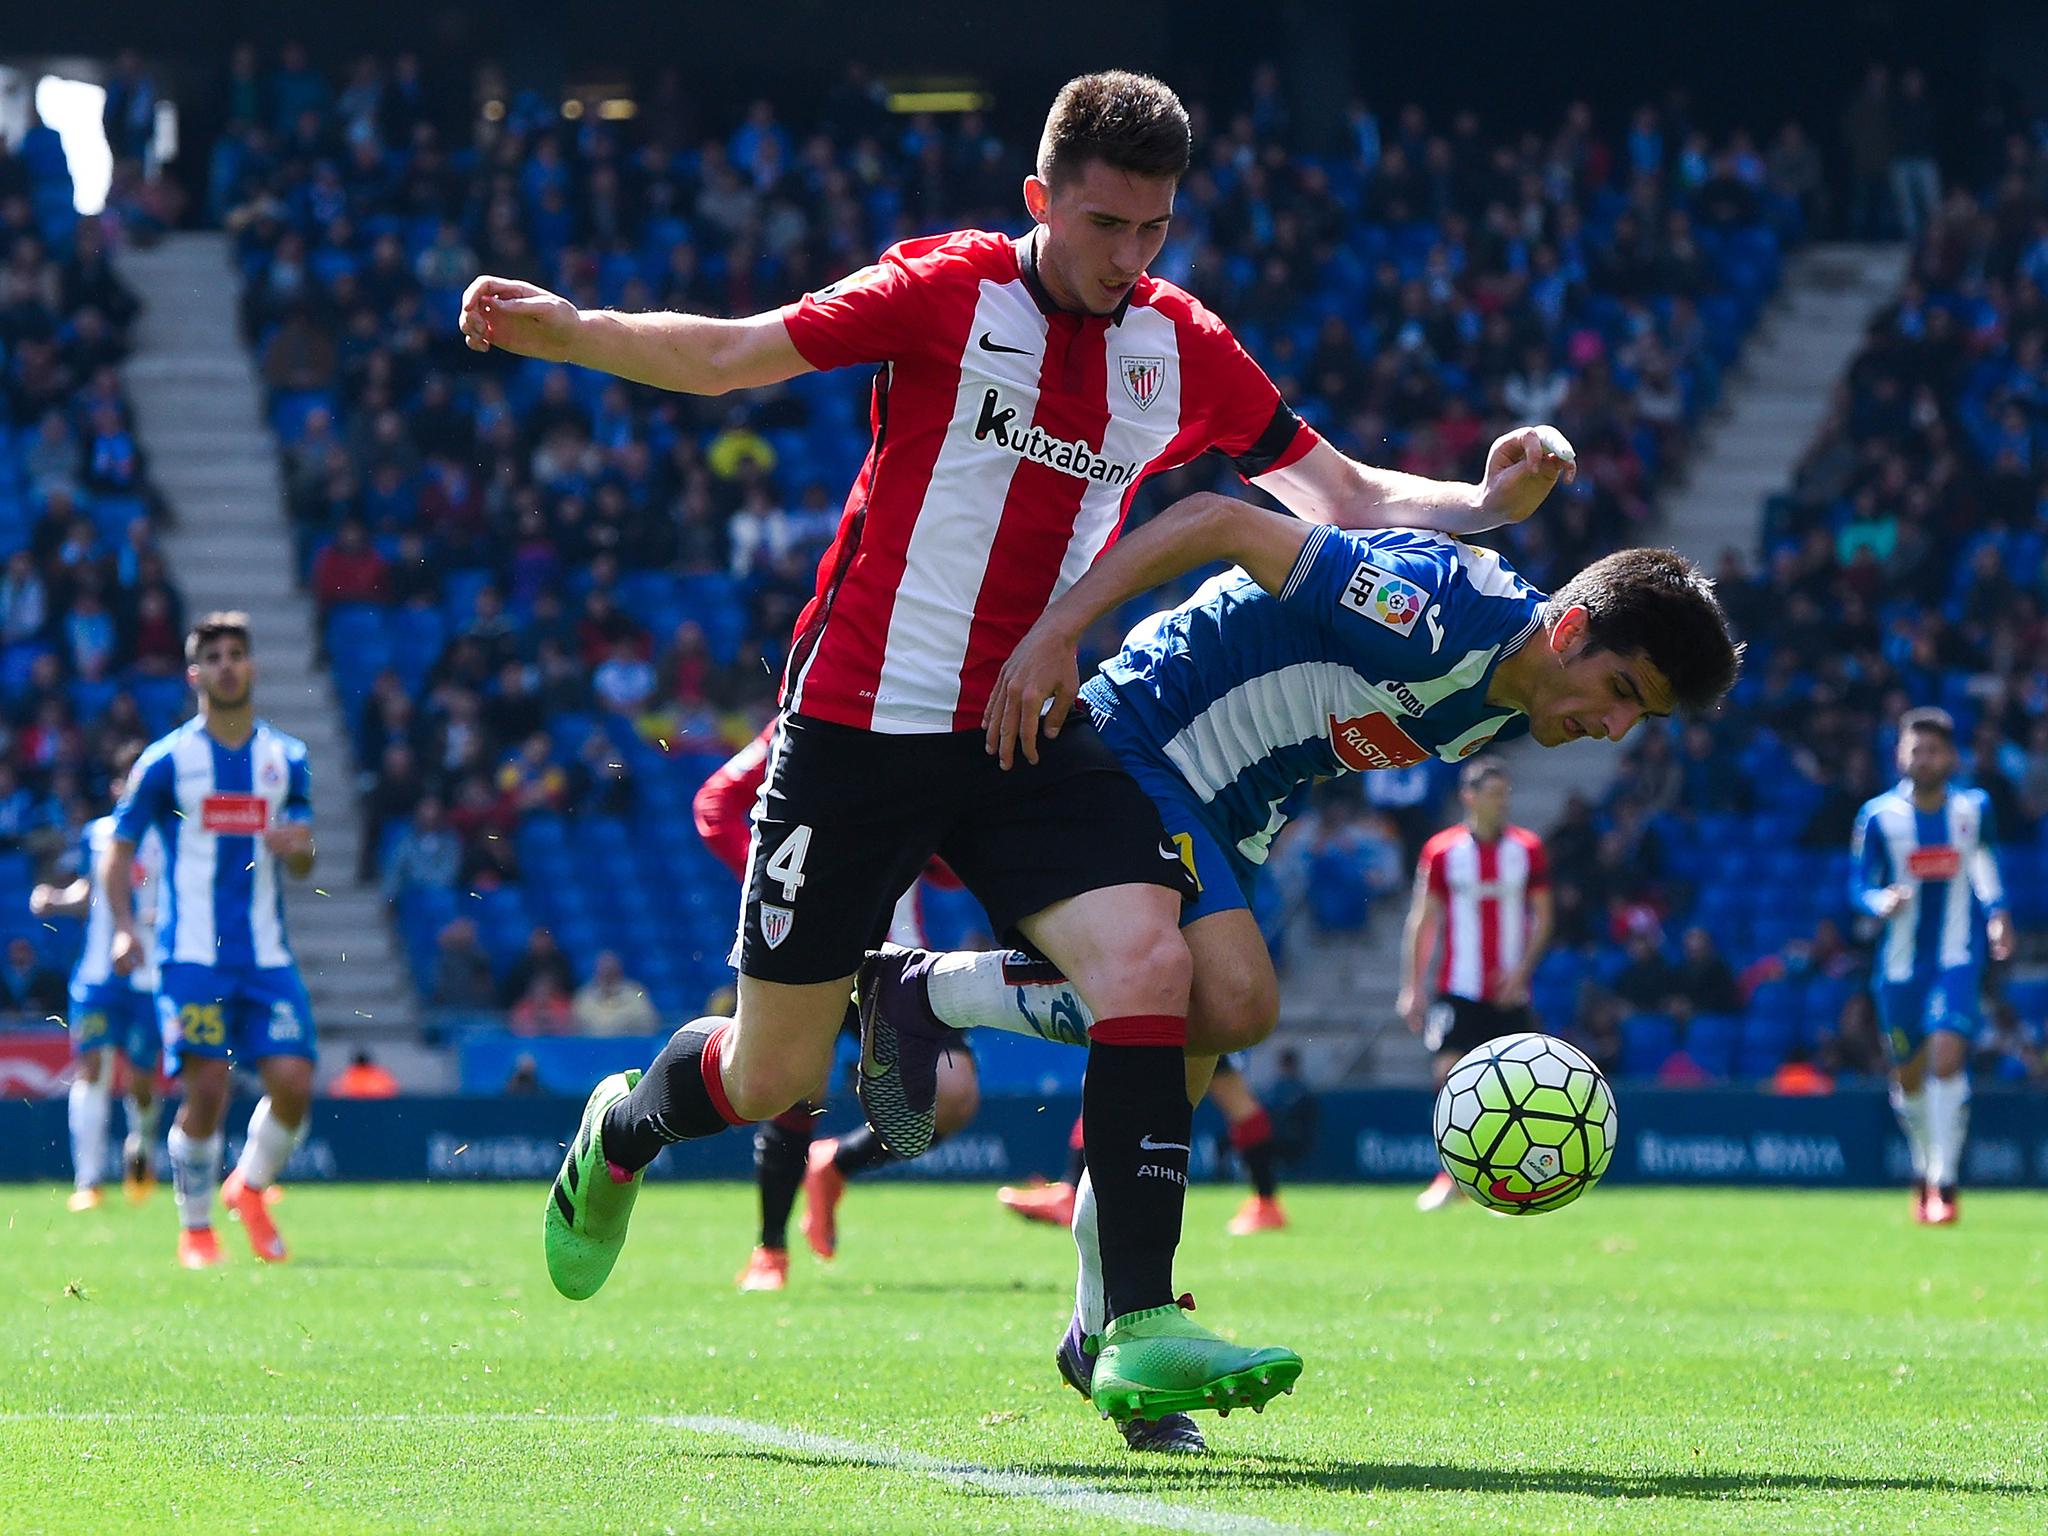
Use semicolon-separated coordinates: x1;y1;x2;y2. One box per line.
601;1018;752;1172
1231;1108;1279;1199
1084;1016;1190;1322
754;1106;814;1249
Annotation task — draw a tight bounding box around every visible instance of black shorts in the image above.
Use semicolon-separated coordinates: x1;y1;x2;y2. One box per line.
1425;996;1537;1059
735;712;1195;985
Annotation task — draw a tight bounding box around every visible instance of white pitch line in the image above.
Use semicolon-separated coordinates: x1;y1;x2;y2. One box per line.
7;1410;1339;1536
661;1414;1340;1536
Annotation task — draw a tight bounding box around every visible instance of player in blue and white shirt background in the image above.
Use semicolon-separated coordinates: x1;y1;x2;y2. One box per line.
105;613;318;1269
32;745;165;1212
1850;706;2011;1226
857;467;1742;1439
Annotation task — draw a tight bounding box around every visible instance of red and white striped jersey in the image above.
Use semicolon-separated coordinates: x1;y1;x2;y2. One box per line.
1421;823;1549;1002
777;228;1321;734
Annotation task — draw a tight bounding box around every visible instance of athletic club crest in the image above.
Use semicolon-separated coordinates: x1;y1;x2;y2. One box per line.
1119;355;1166;411
759;904;794;949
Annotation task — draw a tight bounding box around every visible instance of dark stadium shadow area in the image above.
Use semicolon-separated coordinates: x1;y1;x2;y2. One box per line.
1025;1454;2046;1503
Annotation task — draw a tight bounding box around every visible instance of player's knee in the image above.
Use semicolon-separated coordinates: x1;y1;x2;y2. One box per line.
1098;922;1193;1015
75;1050;107;1086
1191;970;1278;1054
722;1054;814;1123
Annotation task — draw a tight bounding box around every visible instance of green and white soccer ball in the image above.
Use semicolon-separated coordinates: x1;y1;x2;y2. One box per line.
1431;1032;1617;1214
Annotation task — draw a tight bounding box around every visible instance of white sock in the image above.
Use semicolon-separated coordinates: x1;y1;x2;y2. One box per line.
1922;1073;1971;1189
234;1096;301;1191
166;1123;223;1230
1889;1082;1929;1181
927;950;1095;1046
69;1076;112;1190
125;1094;161;1161
1071;1169;1107;1338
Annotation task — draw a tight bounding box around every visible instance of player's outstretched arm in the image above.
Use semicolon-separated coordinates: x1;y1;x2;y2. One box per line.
1260;427;1577;535
458;276;813;396
28;879;89;919
983;493;1309;768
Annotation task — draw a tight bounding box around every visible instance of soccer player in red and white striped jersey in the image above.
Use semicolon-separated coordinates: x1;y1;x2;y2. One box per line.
1397;759;1554;1210
462;70;1572;1434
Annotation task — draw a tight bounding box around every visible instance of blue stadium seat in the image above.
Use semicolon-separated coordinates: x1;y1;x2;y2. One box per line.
1620;1013;1680;1078
1684;1015;1740;1079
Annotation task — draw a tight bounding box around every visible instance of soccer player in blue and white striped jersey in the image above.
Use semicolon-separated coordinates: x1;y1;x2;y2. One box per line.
857;480;1742;1449
33;761;164;1211
104;613;318;1268
1850;707;2012;1225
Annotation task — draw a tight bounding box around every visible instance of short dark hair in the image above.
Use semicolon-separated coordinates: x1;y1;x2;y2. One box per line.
186;610;251;663
1037;71;1191;186
1460;758;1509;790
1550;548;1741;713
1898;706;1955;743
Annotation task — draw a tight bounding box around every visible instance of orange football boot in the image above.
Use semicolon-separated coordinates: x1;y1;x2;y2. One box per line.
996;1180;1076;1227
221;1170;288;1262
1227;1194;1288;1235
177;1227;224;1269
736;1246;789;1291
801;1139;846;1260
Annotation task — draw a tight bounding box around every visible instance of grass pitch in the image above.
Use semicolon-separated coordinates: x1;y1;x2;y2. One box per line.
4;1182;2043;1535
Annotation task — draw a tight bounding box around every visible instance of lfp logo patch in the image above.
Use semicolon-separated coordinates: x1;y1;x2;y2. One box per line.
1340;560;1427;636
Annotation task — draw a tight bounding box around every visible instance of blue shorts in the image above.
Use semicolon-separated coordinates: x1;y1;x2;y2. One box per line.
1113;747;1261;928
69;982;159;1068
157;961;316;1075
1875;970;1979;1063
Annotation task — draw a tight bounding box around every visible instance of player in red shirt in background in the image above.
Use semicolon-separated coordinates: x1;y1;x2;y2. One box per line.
1396;758;1554;1210
693;725;982;1291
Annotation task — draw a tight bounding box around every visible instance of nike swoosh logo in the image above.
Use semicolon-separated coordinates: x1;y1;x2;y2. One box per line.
1158;841;1181;861
1487;1174;1580;1205
1138;1134;1190;1153
859;1012;892;1081
978;331;1031;356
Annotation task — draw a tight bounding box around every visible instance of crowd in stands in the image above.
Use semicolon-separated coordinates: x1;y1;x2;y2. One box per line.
0;127;189;1024
209;46;1809;1031
1544;109;2048;1089
198;45;2047;1085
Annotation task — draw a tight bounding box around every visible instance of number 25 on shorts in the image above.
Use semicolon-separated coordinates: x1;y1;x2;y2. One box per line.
179;1002;226;1047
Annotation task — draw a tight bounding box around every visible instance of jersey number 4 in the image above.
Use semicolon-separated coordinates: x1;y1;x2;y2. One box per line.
764;825;813;905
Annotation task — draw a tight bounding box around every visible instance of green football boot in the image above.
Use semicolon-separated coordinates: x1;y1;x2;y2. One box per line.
543;1070;645;1300
1089;1304;1303;1423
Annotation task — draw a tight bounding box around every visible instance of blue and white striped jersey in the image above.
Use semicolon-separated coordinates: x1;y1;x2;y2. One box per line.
113;718;313;970
72;816;164;993
1085;524;1544;863
1851;783;2006;983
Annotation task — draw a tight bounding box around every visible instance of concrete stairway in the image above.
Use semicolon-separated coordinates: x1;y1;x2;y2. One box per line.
117;233;422;1065
1281;242;1911;1087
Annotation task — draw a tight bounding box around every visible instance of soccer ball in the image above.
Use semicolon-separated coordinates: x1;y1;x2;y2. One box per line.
1431;1033;1616;1214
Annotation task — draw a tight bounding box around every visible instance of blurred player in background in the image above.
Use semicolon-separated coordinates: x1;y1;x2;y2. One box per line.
1396;758;1553;1211
34;748;163;1211
1851;707;2011;1226
692;723;981;1292
106;614;319;1268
